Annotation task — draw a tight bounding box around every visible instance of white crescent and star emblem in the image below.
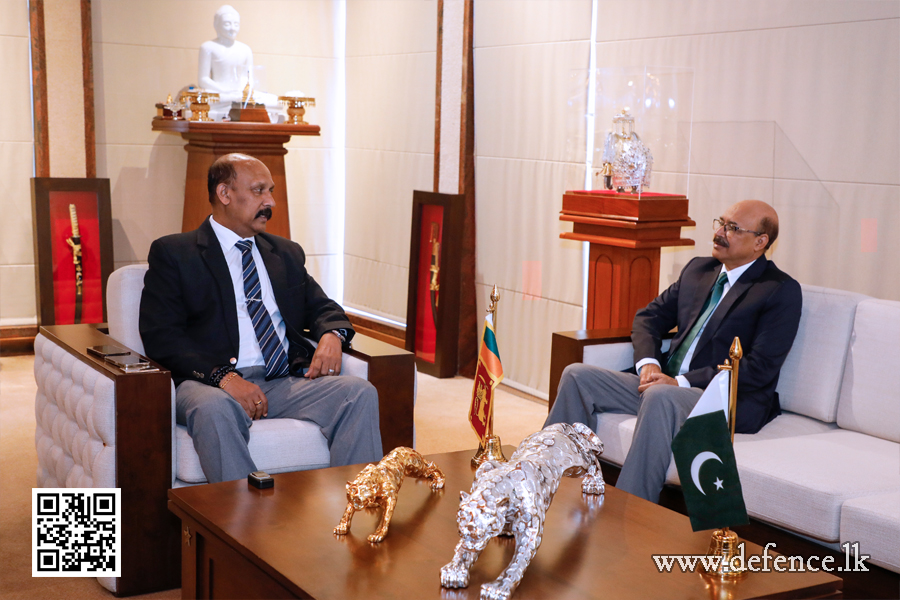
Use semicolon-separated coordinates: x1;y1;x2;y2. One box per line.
690;451;723;495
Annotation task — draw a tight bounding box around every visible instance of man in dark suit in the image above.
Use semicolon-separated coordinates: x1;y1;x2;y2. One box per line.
546;200;801;502
140;153;383;483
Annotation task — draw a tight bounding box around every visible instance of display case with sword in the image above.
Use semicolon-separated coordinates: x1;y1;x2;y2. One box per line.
65;204;84;324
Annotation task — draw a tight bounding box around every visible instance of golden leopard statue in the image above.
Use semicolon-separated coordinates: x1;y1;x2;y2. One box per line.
334;446;444;543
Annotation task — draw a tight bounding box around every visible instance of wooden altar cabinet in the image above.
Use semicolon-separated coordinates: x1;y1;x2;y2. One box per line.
559;190;695;329
151;119;320;239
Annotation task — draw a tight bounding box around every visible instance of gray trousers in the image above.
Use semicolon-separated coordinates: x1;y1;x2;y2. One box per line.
544;363;701;502
176;366;383;483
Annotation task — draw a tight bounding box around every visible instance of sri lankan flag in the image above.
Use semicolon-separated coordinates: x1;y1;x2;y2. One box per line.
469;314;504;445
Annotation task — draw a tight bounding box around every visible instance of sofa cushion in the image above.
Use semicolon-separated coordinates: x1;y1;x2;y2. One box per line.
106;264;149;354
594;411;837;487
776;285;868;422
840;491;900;573
174;419;330;485
837;298;900;443
735;430;900;542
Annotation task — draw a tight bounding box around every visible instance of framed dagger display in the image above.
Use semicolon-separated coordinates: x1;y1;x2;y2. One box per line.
405;191;465;378
31;178;113;326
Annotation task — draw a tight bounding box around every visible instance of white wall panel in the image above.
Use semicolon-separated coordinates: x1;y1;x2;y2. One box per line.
344;147;432;271
0;142;37;266
97;144;187;263
475;0;591;48
306;254;342;302
344;255;409;322
0;265;37;324
343;0;436;321
475;156;585;306
596;0;899;42
596;20;899;186
475;41;590;162
1;0;35;325
346;0;436;56
93;44;196;147
345;53;436;154
284;147;341;256
0;36;33;143
0;0;29;37
45;0;86;178
94;0;337;57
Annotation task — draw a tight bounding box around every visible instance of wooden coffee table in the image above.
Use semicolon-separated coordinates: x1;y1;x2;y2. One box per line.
168;448;841;599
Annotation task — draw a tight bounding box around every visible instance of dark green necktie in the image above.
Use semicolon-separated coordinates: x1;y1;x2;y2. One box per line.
665;271;729;377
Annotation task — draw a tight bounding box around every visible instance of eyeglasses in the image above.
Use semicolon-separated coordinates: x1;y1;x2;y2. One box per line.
713;218;763;236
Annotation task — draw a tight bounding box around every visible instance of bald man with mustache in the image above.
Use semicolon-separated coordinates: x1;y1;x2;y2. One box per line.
140;153;383;483
546;200;802;503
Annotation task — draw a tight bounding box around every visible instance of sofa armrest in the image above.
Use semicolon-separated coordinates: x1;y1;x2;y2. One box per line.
35;324;178;595
548;328;632;410
345;334;416;454
549;327;677;410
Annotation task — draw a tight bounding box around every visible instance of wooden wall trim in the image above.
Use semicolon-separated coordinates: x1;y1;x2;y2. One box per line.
433;0;444;191
456;0;477;377
81;0;95;178
0;326;38;356
29;0;49;177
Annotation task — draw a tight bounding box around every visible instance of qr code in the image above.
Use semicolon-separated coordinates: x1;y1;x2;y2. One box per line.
32;488;121;577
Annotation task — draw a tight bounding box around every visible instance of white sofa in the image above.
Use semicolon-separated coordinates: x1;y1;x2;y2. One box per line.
34;264;417;595
549;284;900;573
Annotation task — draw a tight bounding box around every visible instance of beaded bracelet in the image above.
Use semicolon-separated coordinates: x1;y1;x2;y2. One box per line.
209;365;236;388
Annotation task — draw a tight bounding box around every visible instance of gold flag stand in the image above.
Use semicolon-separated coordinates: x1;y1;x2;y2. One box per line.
704;337;746;579
471;285;508;468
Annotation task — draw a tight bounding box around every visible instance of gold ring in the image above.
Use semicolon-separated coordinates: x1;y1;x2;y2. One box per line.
255;401;262;405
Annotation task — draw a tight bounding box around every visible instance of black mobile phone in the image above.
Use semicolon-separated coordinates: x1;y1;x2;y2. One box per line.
104;353;153;372
87;345;130;358
248;471;274;489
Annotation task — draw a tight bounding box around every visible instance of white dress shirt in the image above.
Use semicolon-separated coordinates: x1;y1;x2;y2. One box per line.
636;260;754;388
209;216;289;370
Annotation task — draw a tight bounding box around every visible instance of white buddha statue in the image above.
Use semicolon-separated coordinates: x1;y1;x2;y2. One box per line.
197;5;282;120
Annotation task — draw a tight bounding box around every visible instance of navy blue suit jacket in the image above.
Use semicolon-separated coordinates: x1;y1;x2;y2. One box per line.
139;219;353;386
632;256;801;434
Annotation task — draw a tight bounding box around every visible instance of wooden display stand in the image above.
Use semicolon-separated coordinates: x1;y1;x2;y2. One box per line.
152;119;320;239
559;190;695;329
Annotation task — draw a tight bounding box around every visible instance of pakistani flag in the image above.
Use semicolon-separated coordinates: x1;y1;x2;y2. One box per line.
671;371;748;532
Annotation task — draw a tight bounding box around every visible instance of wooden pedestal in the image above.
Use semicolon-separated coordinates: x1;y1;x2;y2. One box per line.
151;119;320;239
560;190;695;329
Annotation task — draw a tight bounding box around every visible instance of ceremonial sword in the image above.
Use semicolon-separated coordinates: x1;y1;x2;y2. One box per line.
66;204;84;324
428;222;440;327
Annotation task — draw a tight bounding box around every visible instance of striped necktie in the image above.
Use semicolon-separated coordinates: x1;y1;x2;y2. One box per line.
664;271;729;377
235;240;290;380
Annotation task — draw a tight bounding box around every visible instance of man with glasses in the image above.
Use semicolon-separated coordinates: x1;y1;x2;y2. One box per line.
545;199;801;503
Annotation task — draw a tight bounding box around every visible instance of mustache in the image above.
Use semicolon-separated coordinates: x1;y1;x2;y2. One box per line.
713;235;729;248
255;207;273;220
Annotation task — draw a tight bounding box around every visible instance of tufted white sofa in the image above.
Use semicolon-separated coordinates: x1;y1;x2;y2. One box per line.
34;264;416;595
548;284;900;573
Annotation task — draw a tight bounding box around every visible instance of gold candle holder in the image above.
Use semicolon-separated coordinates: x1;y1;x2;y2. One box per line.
278;95;316;125
181;90;220;122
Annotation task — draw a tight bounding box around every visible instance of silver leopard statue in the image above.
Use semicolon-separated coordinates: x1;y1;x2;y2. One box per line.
440;422;604;600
